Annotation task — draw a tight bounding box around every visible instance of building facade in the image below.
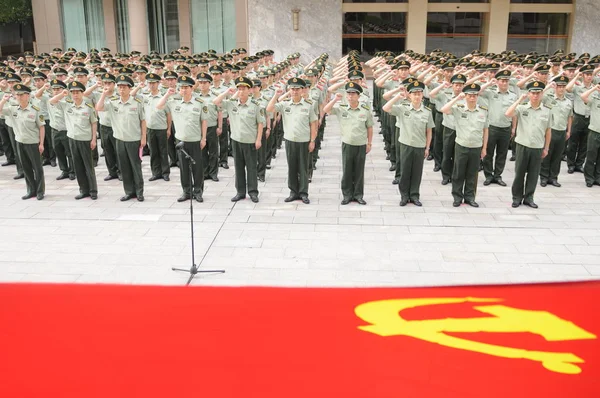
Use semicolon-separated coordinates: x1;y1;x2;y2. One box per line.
30;0;600;62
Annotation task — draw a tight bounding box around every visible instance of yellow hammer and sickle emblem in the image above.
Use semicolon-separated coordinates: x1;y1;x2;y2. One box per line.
355;297;596;375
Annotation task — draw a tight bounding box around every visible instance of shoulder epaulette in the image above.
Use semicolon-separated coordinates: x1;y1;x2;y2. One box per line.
544;103;553;109
457;104;465;108
424;105;431;111
479;105;488;111
361;104;370;110
134;97;142;103
110;96;118;101
340;104;349;108
195;97;204;103
304;98;313;105
66;98;73;103
31;105;40;111
86;102;94;109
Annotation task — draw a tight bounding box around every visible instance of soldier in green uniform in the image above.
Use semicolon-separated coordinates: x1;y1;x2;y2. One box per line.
157;76;207;202
441;84;489;208
324;82;374;205
195;72;221;182
31;71;56;168
97;75;147;202
142;72;171;182
2;72;24;179
540;75;573;187
383;81;433;206
506;81;552;208
267;77;318;204
251;78;271;182
50;81;99;199
0;84;45;200
565;64;594;173
214;77;265;202
580;83;600;187
479;70;518;186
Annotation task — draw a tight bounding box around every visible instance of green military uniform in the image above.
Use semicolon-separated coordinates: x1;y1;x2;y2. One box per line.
47;80;74;179
165;77;208;201
2;78;24;177
541;77;573;186
103;75;146;200
331;83;374;204
197;73;220;181
583;90;600;186
253;90;270;181
274;79;318;203
60;81;99;198
216;79;233;167
479;70;518;184
568;77;592;171
92;74;120;180
512;82;552;207
437;75;465;184
221;77;266;201
390;82;434;205
450;89;489;206
2;84;45;199
143;73;171;181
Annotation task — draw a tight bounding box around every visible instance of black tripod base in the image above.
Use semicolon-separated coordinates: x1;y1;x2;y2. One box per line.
172;265;225;286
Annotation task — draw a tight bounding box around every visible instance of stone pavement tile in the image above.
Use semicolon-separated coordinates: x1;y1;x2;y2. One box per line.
549;254;600;265
585;265;600;275
495;253;552;264
24;274;82;283
0;273;26;282
514;244;571;254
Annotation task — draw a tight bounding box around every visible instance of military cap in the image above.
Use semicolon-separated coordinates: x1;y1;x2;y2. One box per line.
287;77;305;88
75;51;87;58
209;65;224;74
553;75;569;85
257;70;269;78
588;57;600;66
579;52;591;59
579;64;595;73
5;73;21;82
134;65;149;74
52;47;63;52
234;76;253;88
176;65;191;74
396;60;411;69
463;83;481;94
348;70;365;80
53;67;68;76
488;62;501;70
406;81;424;93
13;84;31;94
562;62;578;70
345;81;363;94
521;59;536;67
534;64;551;73
68;81;86;91
197;58;209;65
526;81;545;92
230;64;241;72
176;75;194;87
236;61;247;68
450;74;467;84
73;67;89;76
151;61;165;68
94;67;107;74
130;50;141;56
163;70;178;79
549;56;562;64
495;70;512;80
117;67;134;76
163;55;175;62
474;63;488;71
38;64;52;72
179;46;190;51
252;79;262;88
23;51;33;57
441;61;456;70
196;72;212;82
89;58;102;66
32;71;47;80
402;77;416;86
304;68;319;77
101;73;116;82
145;73;161;82
221;63;233;71
20;68;33;76
116;74;134;86
50;79;67;89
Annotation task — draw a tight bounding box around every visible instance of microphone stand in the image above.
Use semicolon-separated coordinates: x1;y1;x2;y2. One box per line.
172;143;225;285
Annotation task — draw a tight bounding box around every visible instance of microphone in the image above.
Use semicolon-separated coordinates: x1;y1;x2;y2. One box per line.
175;141;195;164
175;141;185;150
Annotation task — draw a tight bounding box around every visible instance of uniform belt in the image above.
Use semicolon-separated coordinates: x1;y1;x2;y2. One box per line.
574;112;590;119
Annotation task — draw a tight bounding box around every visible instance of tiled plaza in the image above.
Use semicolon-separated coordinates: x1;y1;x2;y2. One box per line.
1;106;599;287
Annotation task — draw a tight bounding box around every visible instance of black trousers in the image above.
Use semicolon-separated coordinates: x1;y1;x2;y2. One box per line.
512;143;542;203
202;126;219;179
452;144;481;203
232;139;258;196
285;139;310;198
441;126;456;180
0;118;14;162
433;110;444;168
219;117;230;164
17;142;44;196
567;114;589;169
483;125;511;180
399;143;425;202
115;139;144;197
540;129;566;183
52;129;73;175
584;130;600;185
341;143;366;200
147;128;170;178
7;126;23;175
257;126;268;179
178;140;204;198
42;120;55;162
99;124;119;177
69;138;98;195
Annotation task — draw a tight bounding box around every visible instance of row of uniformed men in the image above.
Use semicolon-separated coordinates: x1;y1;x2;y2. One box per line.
365;51;600;207
0;52;343;203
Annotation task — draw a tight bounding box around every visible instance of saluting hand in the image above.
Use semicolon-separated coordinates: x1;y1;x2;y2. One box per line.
335;93;343;101
167;87;176;96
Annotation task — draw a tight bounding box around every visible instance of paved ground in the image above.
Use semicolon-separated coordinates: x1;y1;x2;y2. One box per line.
1;101;599;287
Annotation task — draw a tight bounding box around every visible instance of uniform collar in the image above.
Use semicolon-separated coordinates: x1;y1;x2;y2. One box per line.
119;96;134;105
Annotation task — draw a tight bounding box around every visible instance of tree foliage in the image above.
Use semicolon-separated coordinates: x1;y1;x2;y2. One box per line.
0;0;32;25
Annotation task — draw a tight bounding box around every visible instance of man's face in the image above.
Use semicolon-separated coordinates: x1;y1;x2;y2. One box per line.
212;72;222;82
583;72;594;84
563;69;575;79
199;81;210;91
290;87;302;99
409;90;423;103
555;84;566;96
148;81;159;92
223;70;232;80
52;87;63;96
76;75;88;85
166;78;177;88
179;85;192;97
70;89;83;101
465;92;478;105
15;92;29;103
33;78;46;89
528;91;542;103
117;84;131;96
497;79;509;91
452;83;464;94
346;91;359;103
237;86;249;100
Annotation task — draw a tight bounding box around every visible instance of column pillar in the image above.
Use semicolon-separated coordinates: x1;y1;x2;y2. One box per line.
406;0;427;53
31;0;63;54
103;0;117;52
128;0;149;53
483;0;509;53
571;0;600;54
178;0;192;49
235;0;248;50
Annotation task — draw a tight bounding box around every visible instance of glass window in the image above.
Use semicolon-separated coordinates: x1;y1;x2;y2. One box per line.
343;12;407;59
507;13;569;53
190;0;236;53
115;0;130;53
426;12;482;56
61;0;106;51
147;0;180;53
